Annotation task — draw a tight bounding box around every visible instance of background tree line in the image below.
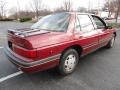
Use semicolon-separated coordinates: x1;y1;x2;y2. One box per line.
0;0;87;20
0;0;120;22
103;0;120;22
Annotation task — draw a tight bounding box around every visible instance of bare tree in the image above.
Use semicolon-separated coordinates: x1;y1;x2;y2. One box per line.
16;0;21;19
62;0;73;12
104;0;120;22
30;0;42;19
8;7;18;19
77;7;87;12
0;0;7;19
115;0;120;23
54;7;66;13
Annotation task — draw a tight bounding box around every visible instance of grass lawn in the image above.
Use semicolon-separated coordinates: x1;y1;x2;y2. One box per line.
107;23;120;28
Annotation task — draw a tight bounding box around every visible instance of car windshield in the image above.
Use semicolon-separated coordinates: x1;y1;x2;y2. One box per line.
31;13;70;32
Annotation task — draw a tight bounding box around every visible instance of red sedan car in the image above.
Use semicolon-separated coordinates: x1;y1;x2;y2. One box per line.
5;12;116;75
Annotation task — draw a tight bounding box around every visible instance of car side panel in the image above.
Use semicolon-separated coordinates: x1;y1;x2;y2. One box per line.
90;15;115;47
74;30;99;56
73;14;99;56
97;29;114;48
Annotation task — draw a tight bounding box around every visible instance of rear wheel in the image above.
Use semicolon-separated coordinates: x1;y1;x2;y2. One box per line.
58;49;79;75
105;34;115;48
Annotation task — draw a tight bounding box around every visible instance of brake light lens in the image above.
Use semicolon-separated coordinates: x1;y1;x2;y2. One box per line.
13;45;37;58
27;50;37;58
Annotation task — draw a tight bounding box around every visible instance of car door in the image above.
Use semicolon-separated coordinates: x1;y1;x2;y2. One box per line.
74;14;99;56
91;15;113;48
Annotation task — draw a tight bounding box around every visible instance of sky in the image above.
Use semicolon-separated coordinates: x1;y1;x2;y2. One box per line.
6;0;106;11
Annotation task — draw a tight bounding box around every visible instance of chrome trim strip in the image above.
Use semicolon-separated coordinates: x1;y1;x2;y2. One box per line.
99;39;109;44
83;42;98;49
4;47;61;68
83;38;110;49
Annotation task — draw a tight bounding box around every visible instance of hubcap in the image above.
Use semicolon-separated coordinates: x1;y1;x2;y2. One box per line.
64;54;76;72
110;37;115;47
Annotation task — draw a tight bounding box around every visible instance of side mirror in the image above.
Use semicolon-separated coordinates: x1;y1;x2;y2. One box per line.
105;26;112;29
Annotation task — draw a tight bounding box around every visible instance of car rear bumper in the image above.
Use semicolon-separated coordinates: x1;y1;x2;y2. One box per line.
4;47;60;73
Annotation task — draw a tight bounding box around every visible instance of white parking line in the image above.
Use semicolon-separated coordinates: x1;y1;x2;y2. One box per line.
0;47;4;49
0;34;6;37
0;37;6;39
0;71;23;83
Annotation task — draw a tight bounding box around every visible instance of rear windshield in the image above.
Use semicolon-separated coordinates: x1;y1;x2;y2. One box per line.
31;13;70;32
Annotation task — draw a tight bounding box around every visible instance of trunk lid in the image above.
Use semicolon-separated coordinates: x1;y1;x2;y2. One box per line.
7;28;65;49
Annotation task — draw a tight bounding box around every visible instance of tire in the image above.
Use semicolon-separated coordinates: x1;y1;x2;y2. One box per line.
105;34;115;49
58;49;79;75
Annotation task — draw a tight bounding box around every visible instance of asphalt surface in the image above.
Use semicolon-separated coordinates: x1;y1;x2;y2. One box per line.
0;21;120;90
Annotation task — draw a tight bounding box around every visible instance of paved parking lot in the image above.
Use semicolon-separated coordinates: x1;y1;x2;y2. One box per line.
0;21;120;90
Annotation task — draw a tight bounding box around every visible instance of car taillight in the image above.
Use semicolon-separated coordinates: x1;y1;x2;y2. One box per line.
19;49;37;58
27;50;37;58
13;45;37;58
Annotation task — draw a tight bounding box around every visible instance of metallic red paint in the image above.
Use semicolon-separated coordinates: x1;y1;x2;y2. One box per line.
5;12;116;73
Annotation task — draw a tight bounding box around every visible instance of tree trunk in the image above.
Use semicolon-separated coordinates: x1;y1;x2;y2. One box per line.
115;1;120;23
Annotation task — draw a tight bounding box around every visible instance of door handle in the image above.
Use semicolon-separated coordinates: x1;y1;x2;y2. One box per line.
79;35;83;38
75;35;83;39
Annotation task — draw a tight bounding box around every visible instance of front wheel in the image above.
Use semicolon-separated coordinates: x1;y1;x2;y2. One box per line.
105;34;115;48
58;49;79;75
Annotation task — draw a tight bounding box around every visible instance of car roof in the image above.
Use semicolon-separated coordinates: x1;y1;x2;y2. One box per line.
65;12;94;15
52;12;95;16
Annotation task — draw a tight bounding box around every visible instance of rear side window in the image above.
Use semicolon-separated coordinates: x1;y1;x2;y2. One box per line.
77;15;94;32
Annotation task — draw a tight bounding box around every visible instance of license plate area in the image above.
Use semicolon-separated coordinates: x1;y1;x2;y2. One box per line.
8;41;13;50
